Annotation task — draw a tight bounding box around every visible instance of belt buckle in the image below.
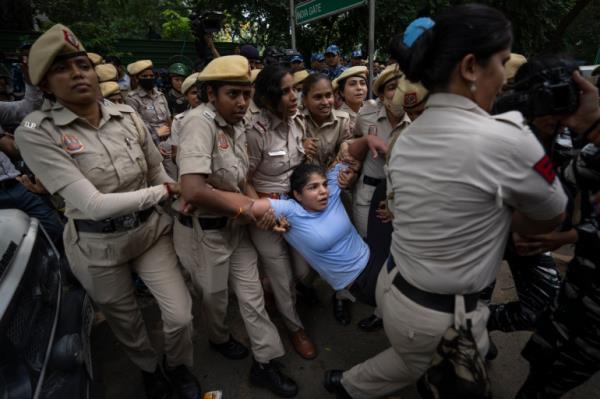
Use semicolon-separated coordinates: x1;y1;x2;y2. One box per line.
121;214;137;230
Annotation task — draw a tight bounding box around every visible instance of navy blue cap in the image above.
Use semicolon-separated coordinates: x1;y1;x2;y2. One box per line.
351;50;362;58
311;53;325;62
325;45;340;55
291;55;304;63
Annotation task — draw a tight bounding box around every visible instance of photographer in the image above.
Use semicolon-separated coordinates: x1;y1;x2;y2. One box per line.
485;56;581;335
323;5;568;398
515;64;600;398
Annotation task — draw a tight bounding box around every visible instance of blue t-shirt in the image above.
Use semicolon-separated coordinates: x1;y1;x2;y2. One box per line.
270;163;369;290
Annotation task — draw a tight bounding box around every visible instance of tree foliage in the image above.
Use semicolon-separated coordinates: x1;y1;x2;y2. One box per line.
8;0;600;62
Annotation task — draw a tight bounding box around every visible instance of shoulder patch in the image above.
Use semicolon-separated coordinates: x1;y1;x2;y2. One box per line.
533;154;556;185
359;99;379;116
332;109;350;120
492;111;526;130
253;119;268;135
62;134;85;154
20;110;49;129
201;109;216;122
112;103;135;113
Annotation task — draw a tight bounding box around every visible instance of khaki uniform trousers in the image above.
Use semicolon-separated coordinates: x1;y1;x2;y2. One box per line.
65;209;194;372
173;218;285;363
250;225;304;332
342;265;490;398
352;173;377;238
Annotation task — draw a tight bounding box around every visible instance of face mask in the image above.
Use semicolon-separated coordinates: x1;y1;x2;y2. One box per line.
384;96;404;118
138;77;155;90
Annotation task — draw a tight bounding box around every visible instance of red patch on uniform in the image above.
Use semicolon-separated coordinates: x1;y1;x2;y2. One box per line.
404;92;417;108
62;30;80;50
62;134;84;154
217;131;229;150
533;154;556;184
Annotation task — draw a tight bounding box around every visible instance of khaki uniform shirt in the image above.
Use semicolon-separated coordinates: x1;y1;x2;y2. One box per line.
168;110;188;147
176;102;249;216
388;93;568;294
126;87;171;135
15;99;163;219
303;108;352;167
354;99;411;179
338;102;359;134
246;109;305;194
243;99;261;127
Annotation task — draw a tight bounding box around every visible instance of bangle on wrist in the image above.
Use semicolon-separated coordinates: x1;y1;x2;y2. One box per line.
233;206;244;219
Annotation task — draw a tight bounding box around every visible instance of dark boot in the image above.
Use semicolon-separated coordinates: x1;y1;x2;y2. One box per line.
332;294;351;326
141;367;171;399
249;359;298;397
323;370;352;398
357;314;383;332
164;363;202;399
209;335;249;359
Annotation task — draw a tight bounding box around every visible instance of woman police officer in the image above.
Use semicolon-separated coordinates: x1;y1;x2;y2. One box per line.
172;56;298;398
324;5;568;398
332;66;369;132
14;24;200;399
245;64;317;360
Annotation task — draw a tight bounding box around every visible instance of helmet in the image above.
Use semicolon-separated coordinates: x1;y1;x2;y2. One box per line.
168;62;191;77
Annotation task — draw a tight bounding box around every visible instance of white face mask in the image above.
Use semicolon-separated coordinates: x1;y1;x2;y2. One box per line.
384;96;404;118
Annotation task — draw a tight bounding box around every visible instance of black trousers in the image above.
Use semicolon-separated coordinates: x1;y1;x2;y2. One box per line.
350;181;393;307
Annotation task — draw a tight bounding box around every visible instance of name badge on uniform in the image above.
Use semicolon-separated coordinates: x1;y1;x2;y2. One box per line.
62;134;85;154
268;150;286;157
146;105;155;111
217;131;229;150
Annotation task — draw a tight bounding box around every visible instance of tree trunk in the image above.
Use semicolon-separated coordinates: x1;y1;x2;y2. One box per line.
545;0;592;52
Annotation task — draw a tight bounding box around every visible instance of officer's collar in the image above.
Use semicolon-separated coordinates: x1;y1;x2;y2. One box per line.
43;100;122;127
303;107;336;127
206;102;233;128
426;93;487;115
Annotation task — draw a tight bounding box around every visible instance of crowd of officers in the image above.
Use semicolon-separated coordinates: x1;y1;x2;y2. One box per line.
2;3;600;399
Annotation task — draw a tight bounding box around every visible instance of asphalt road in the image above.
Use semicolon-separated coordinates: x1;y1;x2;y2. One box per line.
91;256;600;399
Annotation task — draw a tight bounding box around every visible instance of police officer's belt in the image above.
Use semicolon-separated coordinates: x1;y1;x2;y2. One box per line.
74;207;154;234
363;175;382;187
177;214;228;230
387;257;479;313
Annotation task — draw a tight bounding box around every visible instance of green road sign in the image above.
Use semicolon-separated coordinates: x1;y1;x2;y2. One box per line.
295;0;366;25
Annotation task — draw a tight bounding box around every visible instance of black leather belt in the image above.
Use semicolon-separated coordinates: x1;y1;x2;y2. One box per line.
74;207;154;234
386;257;479;314
363;175;382;187
0;178;19;189
177;214;228;230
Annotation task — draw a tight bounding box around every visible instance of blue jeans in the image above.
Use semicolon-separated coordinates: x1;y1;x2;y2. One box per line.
0;182;64;246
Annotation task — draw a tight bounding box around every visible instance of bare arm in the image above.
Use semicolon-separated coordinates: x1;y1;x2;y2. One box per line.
180;173;253;217
348;134;388;162
511;211;565;236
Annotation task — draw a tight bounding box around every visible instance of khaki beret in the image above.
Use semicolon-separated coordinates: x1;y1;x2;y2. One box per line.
505;53;527;81
87;52;103;66
393;75;429;109
250;69;261;83
127;60;153;76
293;70;310;86
95;63;118;83
373;64;402;96
100;81;120;98
332;66;368;90
198;55;251;83
28;24;86;86
181;72;200;95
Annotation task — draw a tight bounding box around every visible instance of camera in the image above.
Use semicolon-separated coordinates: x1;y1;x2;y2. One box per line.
189;11;224;37
565;144;600;192
494;66;580;118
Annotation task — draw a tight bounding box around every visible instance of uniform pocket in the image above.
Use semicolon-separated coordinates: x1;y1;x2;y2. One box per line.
72;153;108;183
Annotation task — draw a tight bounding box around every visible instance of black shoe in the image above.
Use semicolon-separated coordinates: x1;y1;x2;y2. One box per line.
485;337;498;361
296;282;319;306
250;359;298;397
141;367;172;399
209;336;249;360
323;370;352;399
357;314;383;332
332;294;351;326
164;363;202;399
